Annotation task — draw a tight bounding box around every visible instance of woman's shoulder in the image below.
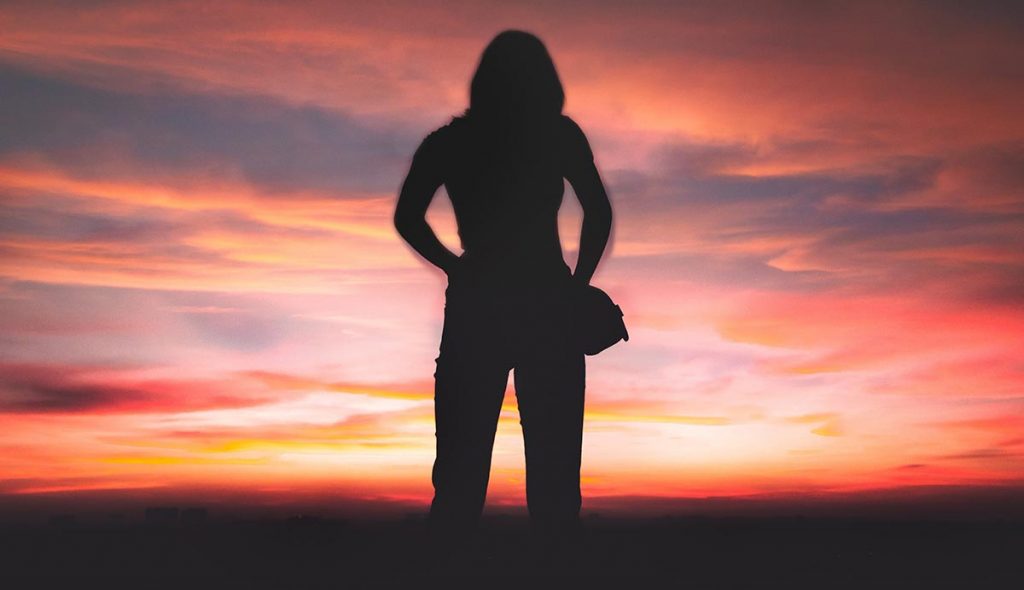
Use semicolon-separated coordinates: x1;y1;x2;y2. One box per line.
414;116;467;165
423;118;455;143
421;113;589;154
419;115;470;150
558;114;594;165
559;114;585;135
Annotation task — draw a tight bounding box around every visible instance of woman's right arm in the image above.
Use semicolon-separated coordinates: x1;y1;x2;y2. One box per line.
394;132;460;274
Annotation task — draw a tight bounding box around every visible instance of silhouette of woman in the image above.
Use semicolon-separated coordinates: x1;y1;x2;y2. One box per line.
394;30;612;543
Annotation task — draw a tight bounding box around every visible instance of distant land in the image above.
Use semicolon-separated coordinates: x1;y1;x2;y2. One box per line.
2;483;1023;527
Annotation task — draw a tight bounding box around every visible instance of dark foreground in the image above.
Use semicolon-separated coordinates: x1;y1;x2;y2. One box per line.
1;516;1021;588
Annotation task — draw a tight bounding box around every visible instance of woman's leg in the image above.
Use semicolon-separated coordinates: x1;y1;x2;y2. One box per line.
513;350;586;527
428;292;511;536
429;355;509;531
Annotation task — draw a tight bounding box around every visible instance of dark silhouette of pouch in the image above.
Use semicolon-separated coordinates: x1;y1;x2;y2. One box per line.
571;284;629;355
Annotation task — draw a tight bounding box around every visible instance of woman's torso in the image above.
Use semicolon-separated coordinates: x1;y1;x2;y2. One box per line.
429;114;583;289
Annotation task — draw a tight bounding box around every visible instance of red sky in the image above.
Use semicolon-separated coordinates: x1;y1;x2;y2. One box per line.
1;0;1023;517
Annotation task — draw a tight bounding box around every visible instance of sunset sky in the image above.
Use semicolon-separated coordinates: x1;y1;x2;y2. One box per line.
1;0;1022;518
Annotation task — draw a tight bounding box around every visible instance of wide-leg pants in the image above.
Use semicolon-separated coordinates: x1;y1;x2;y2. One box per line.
428;271;585;533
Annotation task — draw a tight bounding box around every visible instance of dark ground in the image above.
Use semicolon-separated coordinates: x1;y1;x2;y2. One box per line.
1;515;1022;588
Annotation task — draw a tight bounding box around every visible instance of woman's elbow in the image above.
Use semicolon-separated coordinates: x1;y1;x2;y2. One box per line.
393;208;412;240
393;206;423;241
587;200;613;228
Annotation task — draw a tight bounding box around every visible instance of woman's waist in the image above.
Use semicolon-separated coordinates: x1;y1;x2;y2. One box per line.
452;257;570;288
446;264;573;303
459;245;568;271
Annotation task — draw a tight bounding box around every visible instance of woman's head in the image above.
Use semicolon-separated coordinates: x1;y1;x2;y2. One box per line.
468;30;564;122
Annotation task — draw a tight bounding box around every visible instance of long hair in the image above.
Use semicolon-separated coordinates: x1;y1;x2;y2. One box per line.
466;30;565;125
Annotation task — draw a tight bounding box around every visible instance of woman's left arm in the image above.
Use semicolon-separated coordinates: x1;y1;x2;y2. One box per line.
563;117;612;285
569;160;612;285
